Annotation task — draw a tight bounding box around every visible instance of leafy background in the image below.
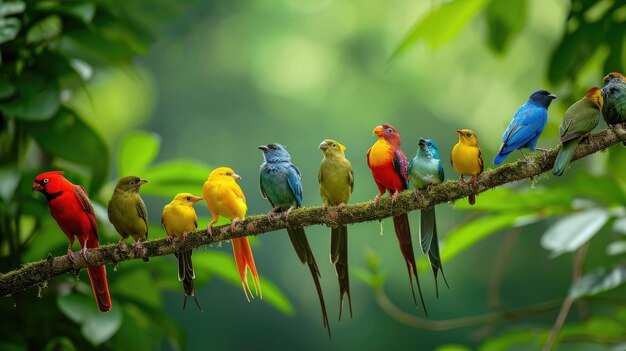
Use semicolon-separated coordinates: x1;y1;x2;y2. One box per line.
1;0;625;350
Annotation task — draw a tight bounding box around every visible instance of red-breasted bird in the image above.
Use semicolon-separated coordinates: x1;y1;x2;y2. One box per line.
32;171;112;312
366;124;427;315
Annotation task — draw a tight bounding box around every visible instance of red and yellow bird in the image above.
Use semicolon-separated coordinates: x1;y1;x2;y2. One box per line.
367;124;427;315
32;171;112;312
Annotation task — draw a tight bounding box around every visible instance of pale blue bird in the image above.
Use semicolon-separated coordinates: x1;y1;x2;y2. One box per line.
493;90;557;165
408;138;448;297
258;143;331;339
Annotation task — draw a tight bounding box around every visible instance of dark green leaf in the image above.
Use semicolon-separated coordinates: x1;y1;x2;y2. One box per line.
541;209;610;257
485;0;527;53
390;0;490;61
57;293;122;346
0;71;60;120
27;107;109;192
26;15;62;44
117;131;160;177
569;266;626;299
35;2;96;23
0;17;20;44
435;345;472;351
607;240;626;256
548;21;603;85
0;76;16;99
44;337;76;351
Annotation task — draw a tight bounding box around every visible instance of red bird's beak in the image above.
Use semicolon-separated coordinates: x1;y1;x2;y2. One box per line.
138;179;149;186
191;196;204;203
373;126;384;137
231;173;241;181
32;182;43;192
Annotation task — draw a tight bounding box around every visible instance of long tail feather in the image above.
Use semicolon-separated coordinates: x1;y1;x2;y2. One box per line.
84;239;111;312
553;138;581;176
232;237;262;301
392;213;427;316
287;227;331;339
331;225;352;320
175;249;202;312
493;149;511;166
421;207;449;298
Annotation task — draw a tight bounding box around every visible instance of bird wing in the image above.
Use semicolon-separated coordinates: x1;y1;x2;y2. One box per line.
259;167;275;207
286;164;303;206
366;147;372;168
137;197;149;239
348;167;354;193
74;185;98;241
392;149;410;190
437;159;445;182
500;106;547;153
478;148;484;174
560;100;600;142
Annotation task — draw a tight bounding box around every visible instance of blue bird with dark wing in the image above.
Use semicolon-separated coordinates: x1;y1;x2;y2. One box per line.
258;143;331;339
493;90;557;165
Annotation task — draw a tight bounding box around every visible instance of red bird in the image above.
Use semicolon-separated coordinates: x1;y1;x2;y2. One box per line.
32;171;112;312
367;124;427;315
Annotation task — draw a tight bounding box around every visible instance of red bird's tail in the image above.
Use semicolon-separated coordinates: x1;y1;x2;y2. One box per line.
232;237;262;301
392;213;427;316
84;239;112;312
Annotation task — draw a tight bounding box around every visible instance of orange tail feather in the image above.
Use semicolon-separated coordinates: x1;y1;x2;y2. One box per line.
232;237;262;301
84;239;112;312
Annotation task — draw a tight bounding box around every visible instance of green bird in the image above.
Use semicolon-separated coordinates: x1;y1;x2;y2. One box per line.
318;139;354;320
108;175;149;260
601;72;626;126
553;87;603;176
407;138;448;297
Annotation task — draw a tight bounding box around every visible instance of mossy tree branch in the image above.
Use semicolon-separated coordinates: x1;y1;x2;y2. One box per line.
2;125;626;298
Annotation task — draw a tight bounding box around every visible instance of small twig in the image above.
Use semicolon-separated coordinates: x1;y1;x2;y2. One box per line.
542;242;590;351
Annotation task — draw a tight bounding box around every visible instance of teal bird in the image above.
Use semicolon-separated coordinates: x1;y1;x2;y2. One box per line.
408;138;449;297
601;72;626;125
553;87;603;176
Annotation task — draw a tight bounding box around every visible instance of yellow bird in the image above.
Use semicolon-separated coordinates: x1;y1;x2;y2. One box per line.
161;192;204;311
451;129;483;205
203;167;262;301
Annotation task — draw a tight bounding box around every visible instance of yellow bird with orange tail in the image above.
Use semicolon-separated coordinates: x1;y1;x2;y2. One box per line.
203;167;262;301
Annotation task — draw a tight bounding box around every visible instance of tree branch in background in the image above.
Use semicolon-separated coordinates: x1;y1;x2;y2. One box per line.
1;125;625;298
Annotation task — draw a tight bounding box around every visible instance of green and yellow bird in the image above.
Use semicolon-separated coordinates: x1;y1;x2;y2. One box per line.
553;87;603;176
108;175;149;261
318;139;354;320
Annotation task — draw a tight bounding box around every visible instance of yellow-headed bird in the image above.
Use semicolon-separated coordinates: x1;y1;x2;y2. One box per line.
318;139;354;320
162;193;204;311
203;167;262;301
451;129;483;205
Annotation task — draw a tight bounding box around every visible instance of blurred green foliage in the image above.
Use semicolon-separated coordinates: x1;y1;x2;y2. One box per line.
1;0;626;350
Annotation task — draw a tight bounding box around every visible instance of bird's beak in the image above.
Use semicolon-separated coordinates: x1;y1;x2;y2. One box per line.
418;138;426;147
138;179;149;186
191;196;204;203
32;182;43;192
231;173;241;181
548;93;557;99
603;75;610;84
258;145;268;151
456;130;464;135
373;126;384;137
319;141;328;151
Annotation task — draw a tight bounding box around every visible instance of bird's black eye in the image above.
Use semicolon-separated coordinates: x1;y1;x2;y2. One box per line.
386;128;393;133
130;180;136;185
43;178;49;184
465;133;472;138
332;143;337;147
226;172;231;176
185;196;191;201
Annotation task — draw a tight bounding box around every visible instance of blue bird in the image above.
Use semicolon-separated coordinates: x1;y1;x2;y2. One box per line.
258;143;331;339
493;90;557;165
407;138;448;297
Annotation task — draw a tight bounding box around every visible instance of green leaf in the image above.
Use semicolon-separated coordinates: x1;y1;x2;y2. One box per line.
435;345;472;351
193;251;294;314
57;294;122;346
27;107;109;192
0;17;20;44
140;160;212;197
0;71;60;120
26;15;62;44
569;266;626;299
44;337;76;351
454;186;573;212
541;209;610;257
35;2;96;23
0;2;25;16
607;240;626;256
0;76;16;99
117;131;160;177
436;212;536;266
485;0;527;53
548;21;603;85
479;329;545;351
390;0;490;61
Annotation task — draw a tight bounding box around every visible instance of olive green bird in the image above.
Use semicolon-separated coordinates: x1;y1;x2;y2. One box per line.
553;87;603;176
318;139;354;320
108;175;149;261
